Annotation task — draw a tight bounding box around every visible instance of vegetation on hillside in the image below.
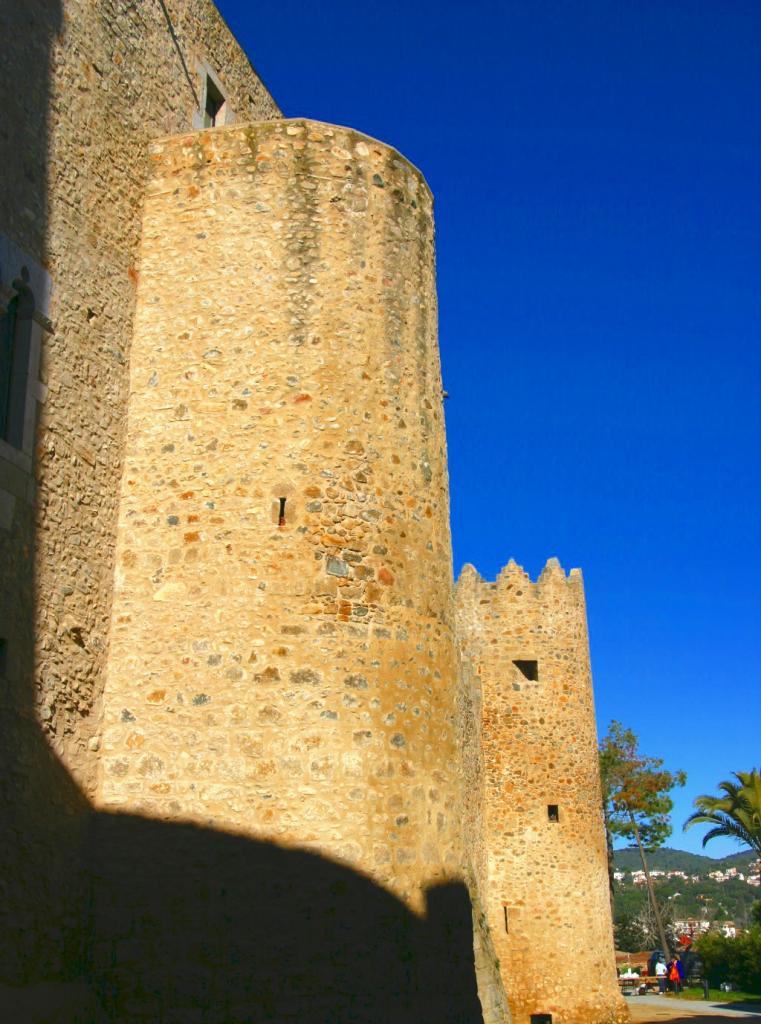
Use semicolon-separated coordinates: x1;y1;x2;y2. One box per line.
613;847;756;874
613;871;759;935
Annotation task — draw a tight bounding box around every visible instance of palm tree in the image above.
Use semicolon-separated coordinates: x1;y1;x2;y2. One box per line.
684;770;761;857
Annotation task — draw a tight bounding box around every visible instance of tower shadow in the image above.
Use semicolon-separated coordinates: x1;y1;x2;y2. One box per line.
84;811;482;1023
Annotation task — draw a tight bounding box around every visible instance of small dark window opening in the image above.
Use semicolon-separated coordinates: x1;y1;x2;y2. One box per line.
0;639;7;677
204;77;225;127
503;906;509;933
547;804;559;823
278;497;287;527
513;659;538;681
531;1015;552;1024
0;268;35;449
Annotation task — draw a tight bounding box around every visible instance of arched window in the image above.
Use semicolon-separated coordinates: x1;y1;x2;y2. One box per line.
0;266;35;449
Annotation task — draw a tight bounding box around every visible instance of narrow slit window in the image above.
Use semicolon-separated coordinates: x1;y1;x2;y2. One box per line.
278;497;287;526
1;268;35;449
0;638;6;677
503;906;509;933
204;76;225;127
513;659;538;681
547;804;559;823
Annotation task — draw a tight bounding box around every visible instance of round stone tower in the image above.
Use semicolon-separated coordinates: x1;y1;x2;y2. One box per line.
456;559;628;1024
98;120;464;910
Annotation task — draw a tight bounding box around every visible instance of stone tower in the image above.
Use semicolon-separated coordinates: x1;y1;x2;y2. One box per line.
3;3;625;1019
99;119;465;910
456;559;627;1024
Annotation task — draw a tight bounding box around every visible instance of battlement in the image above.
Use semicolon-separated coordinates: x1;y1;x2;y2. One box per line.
455;557;587;648
457;555;583;593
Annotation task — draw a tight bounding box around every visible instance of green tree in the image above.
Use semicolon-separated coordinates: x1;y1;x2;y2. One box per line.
600;721;687;851
614;911;646;953
751;901;761;929
600;721;686;956
684;770;761;857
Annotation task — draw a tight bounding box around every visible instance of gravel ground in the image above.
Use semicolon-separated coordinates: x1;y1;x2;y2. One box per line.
627;993;761;1024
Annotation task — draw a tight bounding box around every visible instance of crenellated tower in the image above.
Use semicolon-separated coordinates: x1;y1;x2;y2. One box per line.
456;558;627;1024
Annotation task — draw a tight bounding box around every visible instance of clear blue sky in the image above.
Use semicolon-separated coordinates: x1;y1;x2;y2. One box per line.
218;1;761;857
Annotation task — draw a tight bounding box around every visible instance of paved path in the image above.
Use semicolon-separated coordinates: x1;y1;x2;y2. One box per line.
627;993;761;1023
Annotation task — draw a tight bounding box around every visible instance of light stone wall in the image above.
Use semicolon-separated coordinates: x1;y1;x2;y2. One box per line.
36;0;280;793
98;119;464;910
456;559;628;1024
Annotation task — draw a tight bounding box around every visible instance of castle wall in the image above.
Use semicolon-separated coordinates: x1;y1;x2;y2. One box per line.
456;559;627;1024
33;0;279;795
0;0;278;985
98;119;466;909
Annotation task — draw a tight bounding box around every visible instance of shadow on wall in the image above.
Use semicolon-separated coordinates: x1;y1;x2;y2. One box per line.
0;0;87;993
3;804;483;1023
83;813;482;1023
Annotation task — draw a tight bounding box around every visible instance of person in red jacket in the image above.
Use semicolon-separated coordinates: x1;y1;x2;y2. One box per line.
667;955;685;993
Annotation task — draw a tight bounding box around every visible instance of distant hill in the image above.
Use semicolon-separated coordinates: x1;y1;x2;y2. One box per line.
613;846;758;874
612;846;760;928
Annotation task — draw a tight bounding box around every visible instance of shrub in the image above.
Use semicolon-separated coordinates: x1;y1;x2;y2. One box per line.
695;928;761;993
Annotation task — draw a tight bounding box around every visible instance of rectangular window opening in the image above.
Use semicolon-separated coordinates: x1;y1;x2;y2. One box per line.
547;804;559;823
531;1015;553;1024
0;639;7;677
278;497;287;527
204;76;226;127
1;272;35;449
513;659;538;681
503;906;509;933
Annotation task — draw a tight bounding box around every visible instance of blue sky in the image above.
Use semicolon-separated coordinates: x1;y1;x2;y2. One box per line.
218;1;761;857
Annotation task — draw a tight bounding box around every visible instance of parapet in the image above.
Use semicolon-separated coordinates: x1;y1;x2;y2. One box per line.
456;556;585;609
146;116;433;207
454;556;591;674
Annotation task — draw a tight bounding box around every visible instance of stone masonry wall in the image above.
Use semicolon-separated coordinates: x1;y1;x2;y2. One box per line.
0;0;278;985
456;635;512;1022
98;120;467;915
37;0;279;795
456;559;627;1024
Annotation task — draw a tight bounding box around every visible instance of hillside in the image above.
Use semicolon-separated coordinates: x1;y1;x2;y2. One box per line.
613;847;757;874
612;847;760;930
